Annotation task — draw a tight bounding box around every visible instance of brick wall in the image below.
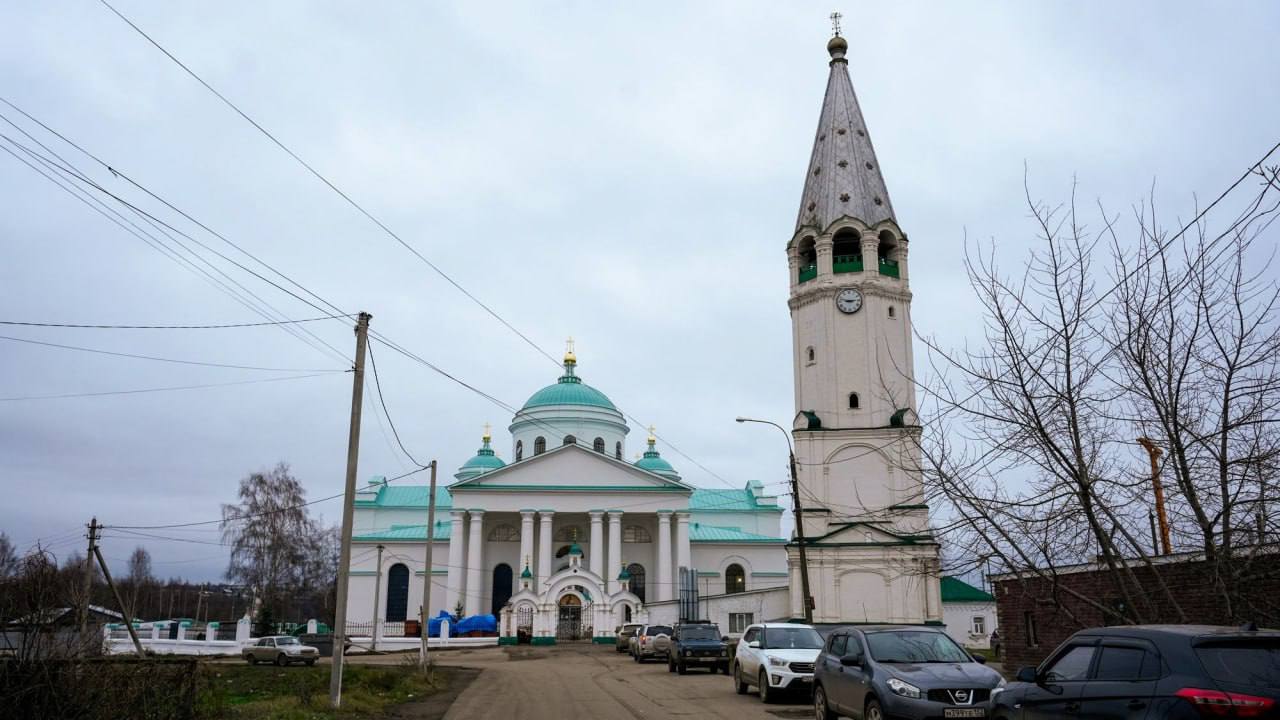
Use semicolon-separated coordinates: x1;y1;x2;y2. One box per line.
992;553;1280;669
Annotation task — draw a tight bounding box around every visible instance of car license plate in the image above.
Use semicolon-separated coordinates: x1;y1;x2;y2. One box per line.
944;709;986;719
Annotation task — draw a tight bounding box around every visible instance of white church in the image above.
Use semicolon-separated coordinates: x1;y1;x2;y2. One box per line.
344;30;943;643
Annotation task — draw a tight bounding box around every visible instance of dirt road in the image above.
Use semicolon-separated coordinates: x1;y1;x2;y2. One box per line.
432;644;812;720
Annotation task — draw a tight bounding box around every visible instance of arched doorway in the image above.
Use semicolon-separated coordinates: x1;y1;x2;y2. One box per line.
386;563;409;622
725;563;746;594
491;564;513;615
626;563;646;603
556;594;583;641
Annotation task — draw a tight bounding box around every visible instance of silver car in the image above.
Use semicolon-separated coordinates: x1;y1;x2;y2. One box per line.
242;635;319;666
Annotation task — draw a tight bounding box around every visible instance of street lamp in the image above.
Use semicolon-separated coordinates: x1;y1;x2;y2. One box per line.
735;417;814;623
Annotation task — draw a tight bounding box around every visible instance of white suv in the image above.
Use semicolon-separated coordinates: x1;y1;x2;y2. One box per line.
732;623;824;703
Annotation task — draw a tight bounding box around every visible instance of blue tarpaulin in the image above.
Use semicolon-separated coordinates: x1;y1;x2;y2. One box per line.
454;613;497;634
427;610;451;638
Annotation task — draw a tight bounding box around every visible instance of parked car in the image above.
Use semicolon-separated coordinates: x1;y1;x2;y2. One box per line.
632;624;673;663
668;623;730;674
991;624;1280;720
242;635;319;666
733;623;824;703
616;623;644;654
813;625;1004;720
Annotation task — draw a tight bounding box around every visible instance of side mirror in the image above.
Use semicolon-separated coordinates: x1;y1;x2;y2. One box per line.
747;640;760;649
1016;666;1038;684
972;653;987;664
840;653;863;667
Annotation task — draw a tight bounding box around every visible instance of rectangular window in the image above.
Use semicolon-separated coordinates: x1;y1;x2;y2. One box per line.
1024;611;1039;647
1095;645;1157;681
829;634;847;656
972;616;986;635
729;613;754;634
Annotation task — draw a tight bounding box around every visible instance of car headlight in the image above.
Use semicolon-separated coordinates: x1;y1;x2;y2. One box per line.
684;649;691;656
768;656;789;667
990;677;1007;700
887;678;922;699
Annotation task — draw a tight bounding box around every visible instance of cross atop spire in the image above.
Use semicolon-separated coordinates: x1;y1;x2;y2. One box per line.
830;11;842;36
794;28;897;232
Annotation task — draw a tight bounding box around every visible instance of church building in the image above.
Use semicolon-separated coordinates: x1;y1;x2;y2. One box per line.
343;28;942;643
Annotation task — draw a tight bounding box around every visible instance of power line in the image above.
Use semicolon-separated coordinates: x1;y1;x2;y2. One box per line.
97;0;561;368
0;315;351;330
366;340;427;469
0;333;345;372
0;371;341;402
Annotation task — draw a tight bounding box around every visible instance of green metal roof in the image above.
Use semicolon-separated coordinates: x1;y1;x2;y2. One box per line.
689;486;782;513
353;521;451;541
456;436;506;480
940;576;994;602
689;523;787;544
355;483;453;509
521;373;618;411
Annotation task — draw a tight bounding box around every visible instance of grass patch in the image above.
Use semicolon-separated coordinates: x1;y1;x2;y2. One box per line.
196;659;446;719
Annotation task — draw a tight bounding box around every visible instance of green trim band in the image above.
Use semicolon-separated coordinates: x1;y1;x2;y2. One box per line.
592;636;615;644
498;636;519;645
697;571;720;578
349;571;379;577
750;571;789;577
531;637;557;646
413;570;449;576
451;485;689;492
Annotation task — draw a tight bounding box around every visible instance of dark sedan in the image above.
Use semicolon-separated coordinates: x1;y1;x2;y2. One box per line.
992;624;1279;720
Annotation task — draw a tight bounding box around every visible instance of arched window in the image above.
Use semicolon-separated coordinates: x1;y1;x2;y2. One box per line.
491;564;513;615
848;392;860;409
797;237;817;282
515;440;523;461
725;564;746;594
554;525;583;543
534;436;546;455
615;442;622;460
832;229;862;273
888;305;895;318
385;563;410;622
593;437;605;453
563;435;576;446
806;346;815;364
626;563;646;603
487;524;519;542
622;525;651;543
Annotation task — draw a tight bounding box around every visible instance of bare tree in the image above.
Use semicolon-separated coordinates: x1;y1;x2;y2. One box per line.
121;546;153;621
0;532;17;579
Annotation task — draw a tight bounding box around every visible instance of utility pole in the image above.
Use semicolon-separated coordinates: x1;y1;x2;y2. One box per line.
736;418;814;623
80;518;99;634
1136;437;1172;555
330;311;371;710
371;543;384;651
420;460;438;672
87;520;145;656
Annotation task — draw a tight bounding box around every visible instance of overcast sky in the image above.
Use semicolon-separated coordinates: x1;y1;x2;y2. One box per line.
2;2;1278;582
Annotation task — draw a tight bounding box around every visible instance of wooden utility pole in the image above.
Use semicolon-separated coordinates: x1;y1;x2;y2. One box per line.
1136;437;1172;555
80;518;99;634
419;460;438;672
371;543;384;651
87;521;145;656
330;311;371;710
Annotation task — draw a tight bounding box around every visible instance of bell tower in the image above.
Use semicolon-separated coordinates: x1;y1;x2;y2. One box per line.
784;28;941;625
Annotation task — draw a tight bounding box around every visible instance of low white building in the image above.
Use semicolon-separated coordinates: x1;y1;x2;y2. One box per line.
346;349;792;644
940;577;998;650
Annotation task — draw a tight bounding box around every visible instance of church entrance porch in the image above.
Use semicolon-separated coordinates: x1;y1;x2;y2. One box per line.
555;595;583;641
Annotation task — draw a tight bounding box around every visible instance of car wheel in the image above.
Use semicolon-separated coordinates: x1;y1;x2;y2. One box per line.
734;663;749;694
815;685;841;720
633;650;641;663
866;698;883;720
758;670;773;704
676;661;686;675
246;656;256;665
667;655;675;673
275;654;287;667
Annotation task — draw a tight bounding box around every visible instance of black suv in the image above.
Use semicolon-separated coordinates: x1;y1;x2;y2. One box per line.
993;624;1280;720
668;622;730;675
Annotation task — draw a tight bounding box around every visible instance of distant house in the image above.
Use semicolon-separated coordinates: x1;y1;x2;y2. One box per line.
940;577;997;650
1;605;125;658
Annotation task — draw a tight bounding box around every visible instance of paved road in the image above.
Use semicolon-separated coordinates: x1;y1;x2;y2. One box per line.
433;644;813;720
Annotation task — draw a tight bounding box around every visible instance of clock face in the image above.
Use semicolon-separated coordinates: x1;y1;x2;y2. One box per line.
836;288;863;314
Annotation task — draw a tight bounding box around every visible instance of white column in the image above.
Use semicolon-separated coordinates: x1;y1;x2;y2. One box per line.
446;510;467;615
656;511;673;602
675;511;691;574
465;510;484;617
519;510;535;579
538;510;554;592
607;511;623;593
588;511;604;580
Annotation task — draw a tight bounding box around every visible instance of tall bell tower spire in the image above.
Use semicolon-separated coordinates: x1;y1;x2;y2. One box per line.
783;27;940;626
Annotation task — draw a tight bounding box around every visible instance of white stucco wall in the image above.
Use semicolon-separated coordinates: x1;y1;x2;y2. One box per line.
942;600;998;650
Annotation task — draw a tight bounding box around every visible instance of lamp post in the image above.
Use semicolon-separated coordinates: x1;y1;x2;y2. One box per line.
736;417;814;623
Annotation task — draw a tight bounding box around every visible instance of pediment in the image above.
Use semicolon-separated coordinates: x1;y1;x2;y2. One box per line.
448;443;691;493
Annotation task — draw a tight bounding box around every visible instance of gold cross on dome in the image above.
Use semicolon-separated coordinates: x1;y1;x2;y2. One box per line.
566;336;575;354
830;11;842;36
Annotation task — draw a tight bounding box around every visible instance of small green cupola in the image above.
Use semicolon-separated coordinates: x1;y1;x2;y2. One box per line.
633;426;681;481
454;425;507;481
521;564;533;579
568;542;584;556
617;563;632;592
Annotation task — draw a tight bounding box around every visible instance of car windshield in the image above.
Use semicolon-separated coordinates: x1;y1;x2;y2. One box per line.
681;627;721;641
866;631;970;663
762;627;824;650
1195;640;1280;686
276;637;299;645
647;626;672;636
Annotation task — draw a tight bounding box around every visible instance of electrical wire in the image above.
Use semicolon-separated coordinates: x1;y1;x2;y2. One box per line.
0;315;351;330
0;333;345;372
0;371;341;402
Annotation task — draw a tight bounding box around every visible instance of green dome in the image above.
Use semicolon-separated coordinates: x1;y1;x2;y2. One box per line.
633;434;680;480
520;564;532;579
455;435;505;480
521;374;618;412
568;542;583;556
